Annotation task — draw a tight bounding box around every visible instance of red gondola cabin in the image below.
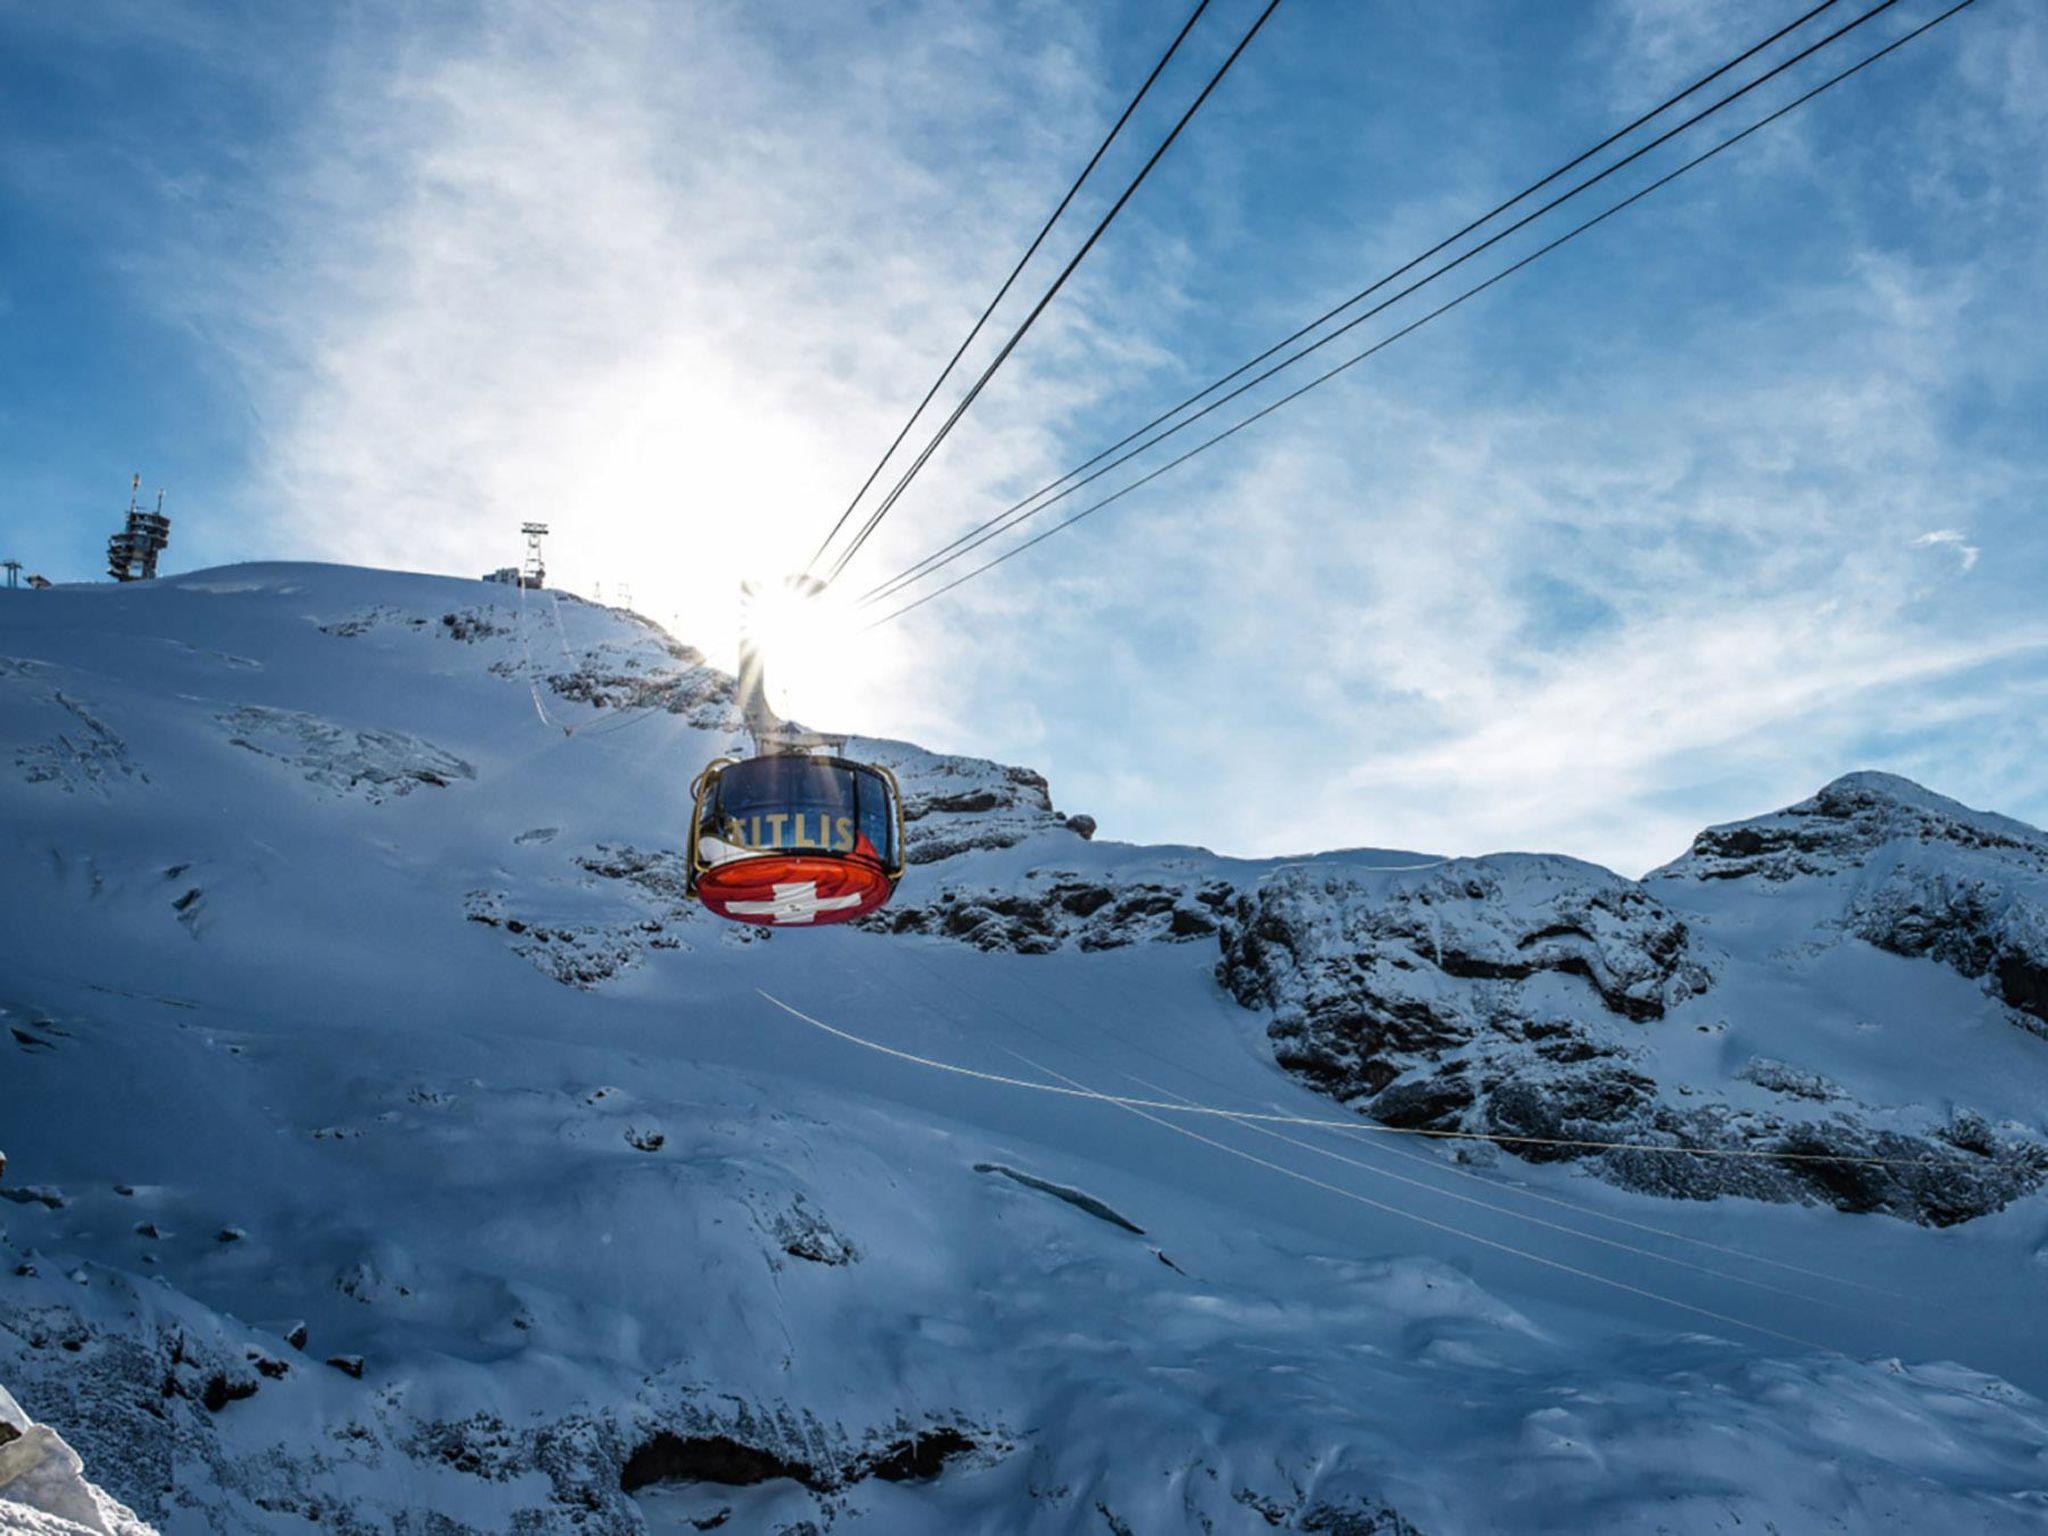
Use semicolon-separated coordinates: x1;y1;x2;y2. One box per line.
687;754;906;926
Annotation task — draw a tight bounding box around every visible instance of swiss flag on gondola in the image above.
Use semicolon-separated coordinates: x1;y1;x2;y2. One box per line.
695;838;896;927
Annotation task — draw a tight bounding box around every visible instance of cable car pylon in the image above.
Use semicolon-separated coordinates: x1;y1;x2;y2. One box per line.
685;577;906;927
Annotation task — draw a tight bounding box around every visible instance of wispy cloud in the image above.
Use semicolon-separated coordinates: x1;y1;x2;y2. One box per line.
39;0;2048;871
1911;527;1981;570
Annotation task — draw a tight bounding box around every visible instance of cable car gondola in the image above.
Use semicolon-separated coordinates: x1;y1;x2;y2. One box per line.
686;579;906;927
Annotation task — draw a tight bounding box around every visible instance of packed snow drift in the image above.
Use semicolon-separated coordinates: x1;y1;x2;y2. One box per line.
3;564;2046;1534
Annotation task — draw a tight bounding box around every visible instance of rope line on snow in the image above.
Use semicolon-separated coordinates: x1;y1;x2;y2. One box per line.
755;990;1972;1170
860;0;1978;624
514;577;573;737
1309;1106;1914;1302
893;943;1898;1301
1007;1043;1840;1356
1095;1064;1836;1308
545;586;578;671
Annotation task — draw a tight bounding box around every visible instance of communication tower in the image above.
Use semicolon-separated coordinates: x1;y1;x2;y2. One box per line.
519;523;549;590
107;475;171;582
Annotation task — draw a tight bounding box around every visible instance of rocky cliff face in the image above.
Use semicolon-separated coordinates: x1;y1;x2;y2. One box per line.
858;768;2048;1228
1209;783;2048;1227
1657;772;2048;1033
1218;856;1711;1093
865;863;1233;952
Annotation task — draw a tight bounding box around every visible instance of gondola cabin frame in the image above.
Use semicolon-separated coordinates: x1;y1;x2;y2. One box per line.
686;753;906;927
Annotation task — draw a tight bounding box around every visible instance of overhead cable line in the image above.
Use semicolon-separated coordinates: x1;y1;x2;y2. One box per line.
856;0;1852;607
863;0;1975;626
818;0;1288;586
804;0;1219;577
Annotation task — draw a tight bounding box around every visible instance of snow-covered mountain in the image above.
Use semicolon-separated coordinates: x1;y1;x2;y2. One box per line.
4;564;2047;1535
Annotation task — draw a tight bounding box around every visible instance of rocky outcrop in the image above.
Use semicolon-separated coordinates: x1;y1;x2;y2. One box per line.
617;1422;981;1494
1218;856;1711;1099
866;868;1233;953
1849;870;2048;1033
2;1243;997;1536
1;662;148;797
1661;772;2048;882
1659;773;2048;1031
217;707;473;802
1215;848;2048;1226
463;890;664;987
852;742;1082;865
541;644;736;728
0;1377;157;1535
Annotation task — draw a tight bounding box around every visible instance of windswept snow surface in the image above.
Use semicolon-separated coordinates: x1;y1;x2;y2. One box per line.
2;564;2047;1534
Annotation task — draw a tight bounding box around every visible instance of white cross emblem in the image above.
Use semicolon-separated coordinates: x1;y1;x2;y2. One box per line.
725;881;865;925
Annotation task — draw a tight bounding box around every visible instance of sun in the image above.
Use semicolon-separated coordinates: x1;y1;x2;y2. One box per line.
741;575;868;734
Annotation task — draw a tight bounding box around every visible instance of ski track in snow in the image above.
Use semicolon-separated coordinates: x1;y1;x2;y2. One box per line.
1;563;2046;1533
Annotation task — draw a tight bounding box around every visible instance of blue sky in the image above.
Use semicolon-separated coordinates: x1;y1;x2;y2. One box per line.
3;0;2044;871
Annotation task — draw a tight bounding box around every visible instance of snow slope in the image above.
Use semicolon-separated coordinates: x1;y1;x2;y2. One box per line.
3;564;2047;1534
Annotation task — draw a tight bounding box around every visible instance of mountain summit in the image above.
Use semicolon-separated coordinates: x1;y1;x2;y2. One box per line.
4;564;2047;1534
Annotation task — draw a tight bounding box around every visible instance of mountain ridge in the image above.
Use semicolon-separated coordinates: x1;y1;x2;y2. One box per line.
5;562;2048;1535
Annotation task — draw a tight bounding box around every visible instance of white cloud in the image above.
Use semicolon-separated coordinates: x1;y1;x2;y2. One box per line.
79;0;2048;871
1911;528;1980;571
164;0;1168;715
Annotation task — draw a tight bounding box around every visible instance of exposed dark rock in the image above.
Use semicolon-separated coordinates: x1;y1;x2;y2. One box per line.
1659;773;2048;1034
1;1185;68;1209
976;1162;1145;1234
1997;952;2048;1023
768;1196;858;1266
439;610;511;643
619;1419;981;1497
862;1427;976;1483
249;1350;290;1380
1664;772;2047;882
201;1373;258;1413
1220;859;1706;1107
1235;1486;1425;1533
1738;1057;1841;1102
872;871;1237;954
621;1432;820;1492
464;889;645;988
1218;839;2048;1227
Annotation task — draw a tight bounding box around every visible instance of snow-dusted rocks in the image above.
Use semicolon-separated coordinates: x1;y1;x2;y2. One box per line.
1220;855;1710;1092
1217;835;2048;1226
1217;857;1714;1172
1;1380;156;1535
1659;772;2048;1033
218;705;473;802
851;739;1082;865
1;662;146;797
868;866;1232;951
1662;771;2048;881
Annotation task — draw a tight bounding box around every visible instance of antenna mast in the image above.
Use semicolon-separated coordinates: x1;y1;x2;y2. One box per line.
107;474;172;582
519;522;549;590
